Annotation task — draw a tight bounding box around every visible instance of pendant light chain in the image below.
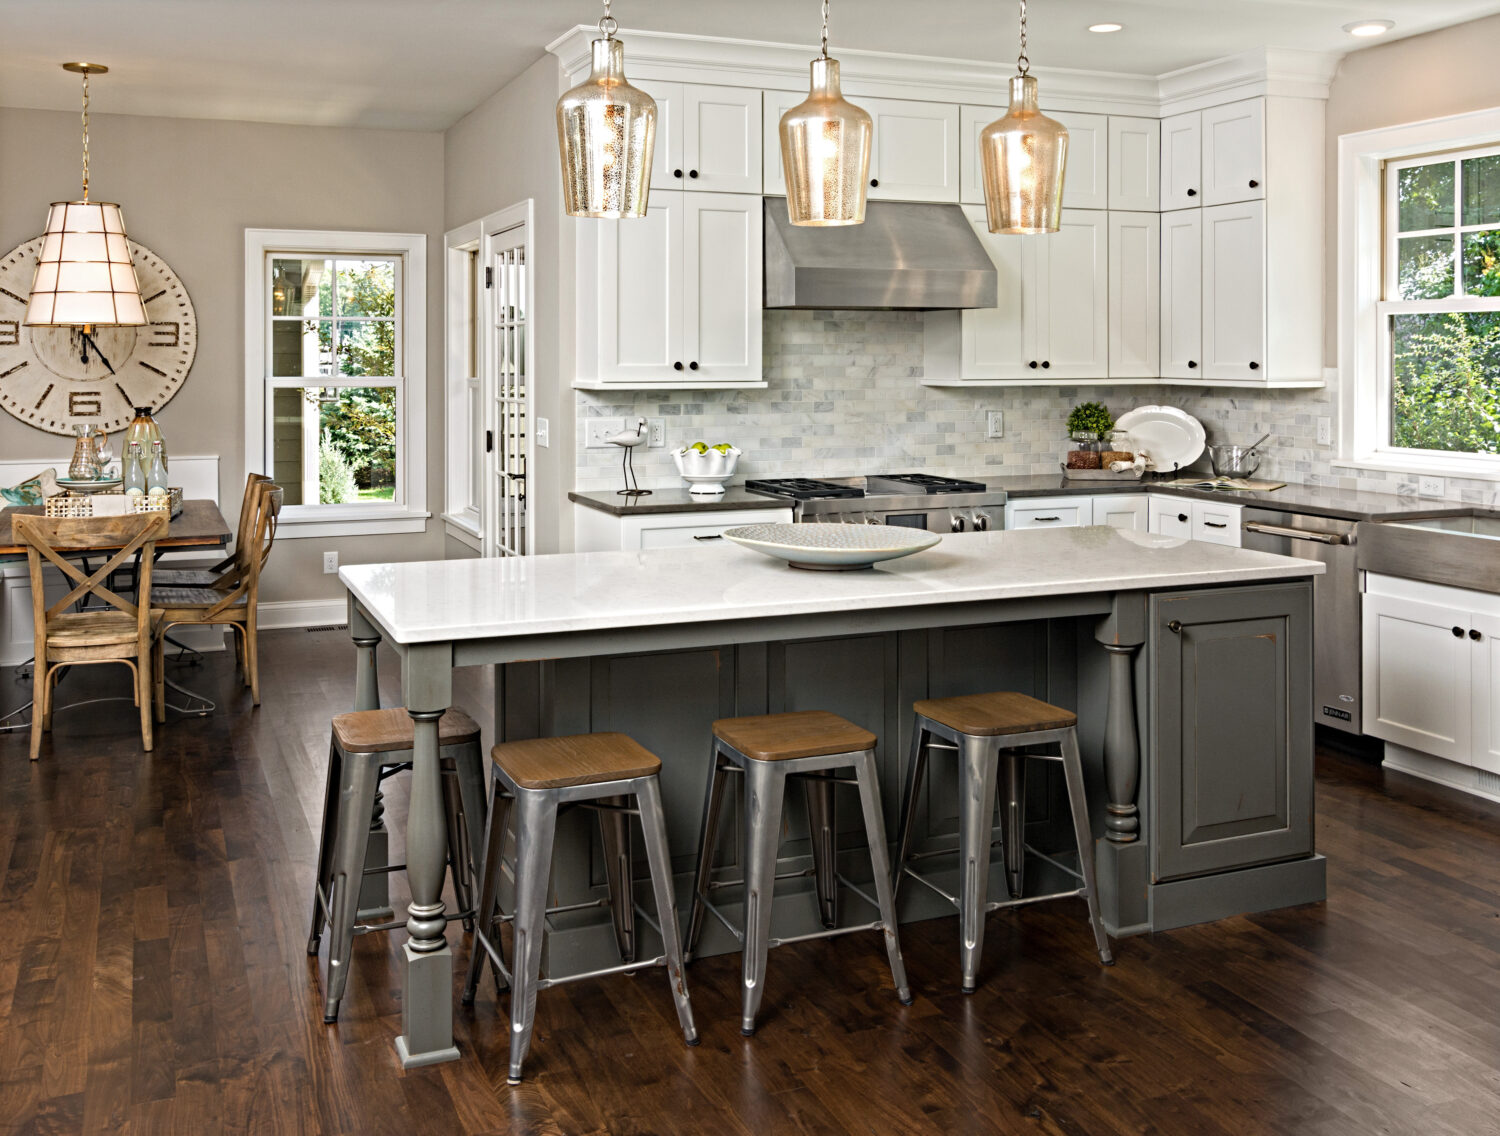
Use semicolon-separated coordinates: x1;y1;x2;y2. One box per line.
821;0;830;59
599;0;617;40
1017;0;1030;76
80;68;91;202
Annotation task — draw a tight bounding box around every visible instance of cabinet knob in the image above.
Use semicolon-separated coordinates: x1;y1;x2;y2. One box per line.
1249;179;1260;188
689;169;699;179
1041;360;1051;369
1249;361;1260;370
1167;620;1183;634
870;178;880;187
1177;513;1188;523
1471;628;1484;641
688;361;699;371
1029;360;1039;369
1453;626;1466;638
673;361;684;371
1186;188;1198;197
673;168;683;178
1188;360;1198;368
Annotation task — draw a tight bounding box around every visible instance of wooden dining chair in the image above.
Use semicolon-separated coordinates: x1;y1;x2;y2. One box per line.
14;511;170;761
154;472;270;587
152;482;281;711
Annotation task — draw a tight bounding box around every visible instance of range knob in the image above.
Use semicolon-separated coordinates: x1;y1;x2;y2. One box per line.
865;516;881;525
951;515;967;533
973;513;990;532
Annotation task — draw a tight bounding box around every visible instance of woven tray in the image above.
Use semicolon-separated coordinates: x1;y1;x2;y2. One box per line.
47;487;183;518
1058;465;1144;481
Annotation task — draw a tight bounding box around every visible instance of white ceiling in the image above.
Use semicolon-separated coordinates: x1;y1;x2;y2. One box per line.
1;0;1498;131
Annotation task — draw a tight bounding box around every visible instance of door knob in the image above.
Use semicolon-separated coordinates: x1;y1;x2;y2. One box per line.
1453;626;1466;638
1167;620;1183;634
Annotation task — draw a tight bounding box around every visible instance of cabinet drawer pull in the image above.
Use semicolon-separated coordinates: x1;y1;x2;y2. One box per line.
1188;360;1198;368
693;534;723;541
1453;626;1465;638
1471;629;1484;641
1204;521;1228;529
1186;188;1197;197
1167;620;1183;634
1033;515;1062;522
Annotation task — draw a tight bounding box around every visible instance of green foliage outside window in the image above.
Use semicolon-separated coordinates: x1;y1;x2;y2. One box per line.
1392;312;1500;455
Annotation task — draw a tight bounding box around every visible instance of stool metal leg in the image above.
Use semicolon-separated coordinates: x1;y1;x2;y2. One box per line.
891;724;929;904
1059;729;1114;966
852;750;912;1005
440;769;475;932
507;786;559;1085
308;739;343;955
598;795;637;963
463;779;512;1004
956;734;1000;994
803;777;838;930
325;755;381;1022
635;776;699;1046
683;747;731;960
1001;752;1027;900
739;758;788;1036
451;740;489;928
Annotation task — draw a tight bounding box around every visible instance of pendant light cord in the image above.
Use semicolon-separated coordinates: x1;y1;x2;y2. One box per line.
820;0;830;59
599;0;617;39
80;68;91;202
1017;0;1030;76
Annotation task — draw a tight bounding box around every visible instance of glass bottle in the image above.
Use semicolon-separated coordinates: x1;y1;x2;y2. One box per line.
123;441;146;496
69;424;99;480
125;406;166;471
147;441;169;496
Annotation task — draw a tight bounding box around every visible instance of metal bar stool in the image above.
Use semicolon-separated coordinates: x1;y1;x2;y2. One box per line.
683;710;912;1036
893;692;1113;993
462;732;698;1085
306;706;488;1023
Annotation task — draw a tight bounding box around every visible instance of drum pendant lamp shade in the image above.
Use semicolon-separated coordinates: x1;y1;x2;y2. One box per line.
25;201;146;326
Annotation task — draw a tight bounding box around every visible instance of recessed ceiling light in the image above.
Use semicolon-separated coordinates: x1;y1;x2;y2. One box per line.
1343;19;1395;37
1089;22;1124;33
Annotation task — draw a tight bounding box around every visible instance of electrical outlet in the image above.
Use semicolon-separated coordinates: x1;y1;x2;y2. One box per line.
1316;417;1331;446
1419;475;1446;498
648;418;666;448
985;410;1004;439
584;416;625;448
536;417;550;448
322;551;338;574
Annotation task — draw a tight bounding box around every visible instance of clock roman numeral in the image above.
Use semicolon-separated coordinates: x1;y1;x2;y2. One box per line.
34;383;53;410
143;289;166;305
0;361;28;380
0;287;25;305
68;391;102;416
115;381;131;404
138;361;168;377
0;320;17;346
148;321;178;347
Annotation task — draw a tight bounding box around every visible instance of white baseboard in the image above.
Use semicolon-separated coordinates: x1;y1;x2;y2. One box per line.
256;598;348;630
1383;742;1500;805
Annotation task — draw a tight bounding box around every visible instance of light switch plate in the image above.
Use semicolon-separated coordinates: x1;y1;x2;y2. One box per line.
1316;417;1331;446
584;417;624;448
1419;475;1445;497
536;417;550;448
986;410;1005;439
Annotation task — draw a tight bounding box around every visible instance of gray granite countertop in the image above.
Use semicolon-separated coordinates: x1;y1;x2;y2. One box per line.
569;487;792;517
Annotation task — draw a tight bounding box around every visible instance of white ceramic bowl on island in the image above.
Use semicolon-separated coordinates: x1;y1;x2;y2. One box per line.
673;445;741;496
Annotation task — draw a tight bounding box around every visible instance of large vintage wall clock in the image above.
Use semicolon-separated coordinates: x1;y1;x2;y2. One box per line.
0;237;197;435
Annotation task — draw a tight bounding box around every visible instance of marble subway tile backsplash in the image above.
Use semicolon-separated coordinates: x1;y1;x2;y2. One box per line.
575;310;1497;506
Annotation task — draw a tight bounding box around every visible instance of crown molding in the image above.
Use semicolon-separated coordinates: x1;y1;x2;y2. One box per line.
545;27;1337;116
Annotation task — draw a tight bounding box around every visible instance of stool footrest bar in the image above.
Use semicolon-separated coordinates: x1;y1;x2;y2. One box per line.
983;887;1084;914
900;864;959;907
768;920;884;949
536;953;670;991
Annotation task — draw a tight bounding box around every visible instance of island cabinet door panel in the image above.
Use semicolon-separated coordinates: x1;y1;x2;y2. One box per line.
1035;210;1108;379
682;193;762;381
1151;583;1313;881
1471;612;1500;775
1362;592;1472;762
596;191;680;381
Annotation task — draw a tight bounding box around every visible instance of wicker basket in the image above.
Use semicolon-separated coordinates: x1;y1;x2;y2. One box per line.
46;488;181;518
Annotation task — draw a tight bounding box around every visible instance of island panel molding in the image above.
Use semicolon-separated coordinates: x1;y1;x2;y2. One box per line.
0;237;196;435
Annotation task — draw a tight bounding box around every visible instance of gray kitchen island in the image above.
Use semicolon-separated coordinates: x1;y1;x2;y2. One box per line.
340;526;1325;1067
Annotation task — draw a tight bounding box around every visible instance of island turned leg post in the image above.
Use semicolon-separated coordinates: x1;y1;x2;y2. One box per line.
1101;643;1141;843
395;641;460;1068
349;597;393;920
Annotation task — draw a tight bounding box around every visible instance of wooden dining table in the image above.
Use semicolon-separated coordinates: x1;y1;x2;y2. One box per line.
0;498;232;560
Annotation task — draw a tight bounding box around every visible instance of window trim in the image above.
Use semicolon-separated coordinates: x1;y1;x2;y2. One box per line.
442;219;483;549
1338;107;1500;482
244;228;429;537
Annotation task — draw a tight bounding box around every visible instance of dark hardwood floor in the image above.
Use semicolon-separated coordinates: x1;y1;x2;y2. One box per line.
3;629;1500;1135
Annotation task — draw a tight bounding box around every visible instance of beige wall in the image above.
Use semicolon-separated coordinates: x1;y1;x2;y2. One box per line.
1323;12;1500;362
443;56;576;554
0;107;446;606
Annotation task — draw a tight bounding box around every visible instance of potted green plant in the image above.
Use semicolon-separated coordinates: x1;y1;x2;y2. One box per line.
1066;401;1114;446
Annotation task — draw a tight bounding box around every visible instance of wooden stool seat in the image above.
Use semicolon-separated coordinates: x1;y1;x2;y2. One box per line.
712;710;876;761
492;732;662;790
912;691;1077;737
331;706;480;754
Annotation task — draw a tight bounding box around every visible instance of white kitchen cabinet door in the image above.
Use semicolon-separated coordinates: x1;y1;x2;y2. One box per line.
1091;494;1148;530
960;104;999;206
1160;209;1203;380
682;85;762;193
1054;112;1109;211
1160;111;1202;211
639;80;684;191
1363;592;1473;762
1005;497;1090;530
761;91;802;196
1108;116;1160;211
595;192;681;382
1108;211;1159;378
865;97;961;203
1034;210;1108;379
1202;201;1266;382
1200;99;1266;207
681;193;762;381
1191;500;1242;546
576;506;793;552
1471;612;1500;775
959;204;1032;379
1148;497;1193;539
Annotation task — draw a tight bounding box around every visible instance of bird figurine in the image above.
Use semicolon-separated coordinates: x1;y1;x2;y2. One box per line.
608;417;651;497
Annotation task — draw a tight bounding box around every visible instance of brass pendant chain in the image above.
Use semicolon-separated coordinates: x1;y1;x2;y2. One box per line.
80;68;91;202
1017;0;1031;76
821;0;830;59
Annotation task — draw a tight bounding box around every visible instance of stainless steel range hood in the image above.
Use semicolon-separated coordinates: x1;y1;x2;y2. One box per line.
763;197;997;311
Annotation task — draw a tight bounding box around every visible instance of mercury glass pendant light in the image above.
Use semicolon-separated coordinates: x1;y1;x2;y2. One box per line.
25;63;146;327
779;0;872;226
556;0;657;219
979;0;1069;235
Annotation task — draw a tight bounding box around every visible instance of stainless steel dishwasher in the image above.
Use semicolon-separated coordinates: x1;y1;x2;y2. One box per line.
1240;507;1362;734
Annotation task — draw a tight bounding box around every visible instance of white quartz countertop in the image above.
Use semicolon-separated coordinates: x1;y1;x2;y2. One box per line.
340;527;1323;645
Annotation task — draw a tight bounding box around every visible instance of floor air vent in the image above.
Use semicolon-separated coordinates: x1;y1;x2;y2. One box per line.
1476;770;1500;798
304;624;349;633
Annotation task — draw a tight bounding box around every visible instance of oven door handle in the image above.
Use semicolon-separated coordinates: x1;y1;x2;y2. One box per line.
1242;521;1353;546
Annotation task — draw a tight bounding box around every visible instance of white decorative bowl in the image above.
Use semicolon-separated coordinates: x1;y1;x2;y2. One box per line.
722;522;941;571
674;446;740;495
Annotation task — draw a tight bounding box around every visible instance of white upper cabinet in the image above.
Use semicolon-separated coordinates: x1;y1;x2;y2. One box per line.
1034;210;1109;379
682;193;762;380
961;107;1108;211
1200;98;1265;206
1159;209;1203;380
761;90;800;196
1108;211;1159;378
959;104;996;207
594;195;680;382
1160;111;1202;210
643;82;762;193
864;97;961;202
1202;200;1266;380
956;204;1030;379
1108;116;1160;211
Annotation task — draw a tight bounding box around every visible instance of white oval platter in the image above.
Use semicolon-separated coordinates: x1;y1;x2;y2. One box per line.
1113;405;1206;472
722;522;941;571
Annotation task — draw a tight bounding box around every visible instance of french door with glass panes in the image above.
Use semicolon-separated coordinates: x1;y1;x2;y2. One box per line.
483;210;532;557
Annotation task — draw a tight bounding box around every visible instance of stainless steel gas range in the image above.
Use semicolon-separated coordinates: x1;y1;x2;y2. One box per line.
743;474;1007;533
